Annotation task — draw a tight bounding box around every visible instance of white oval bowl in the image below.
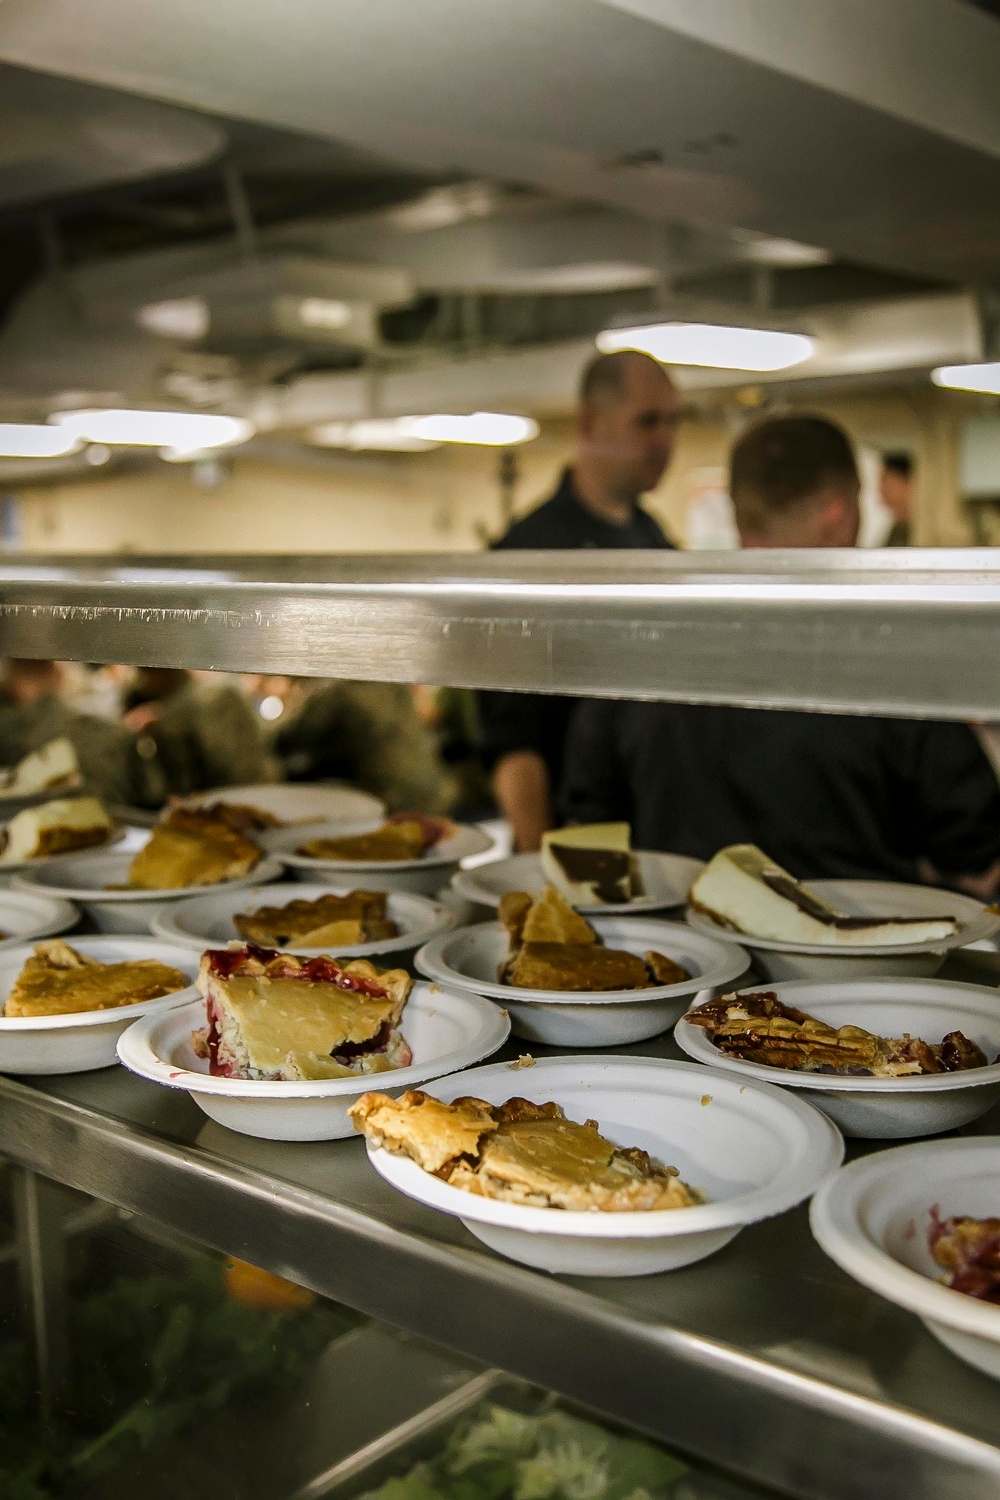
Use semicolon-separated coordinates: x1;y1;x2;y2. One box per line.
415;917;749;1046
0;818;132;890
0;888;78;951
181;782;384;825
264;819;495;895
810;1137;1000;1379
675;978;1000;1139
365;1055;843;1277
150;881;456;960
0;936;200;1074
686;879;998;981
452;850;704;916
12;850;284;935
116;982;511;1141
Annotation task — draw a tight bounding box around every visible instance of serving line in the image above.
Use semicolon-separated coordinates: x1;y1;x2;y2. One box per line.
3;1011;1000;1499
6;550;1000;718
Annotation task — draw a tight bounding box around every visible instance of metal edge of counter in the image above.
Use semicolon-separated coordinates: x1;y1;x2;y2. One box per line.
0;1074;998;1500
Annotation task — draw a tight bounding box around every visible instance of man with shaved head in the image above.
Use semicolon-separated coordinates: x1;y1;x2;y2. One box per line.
479;349;679;851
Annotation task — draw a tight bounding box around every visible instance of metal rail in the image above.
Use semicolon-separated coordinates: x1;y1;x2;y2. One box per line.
1;549;1000;717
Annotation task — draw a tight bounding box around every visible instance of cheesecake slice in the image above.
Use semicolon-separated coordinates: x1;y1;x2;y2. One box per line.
540;823;641;904
195;944;413;1081
689;844;958;947
0;738;82;796
0;796;114;864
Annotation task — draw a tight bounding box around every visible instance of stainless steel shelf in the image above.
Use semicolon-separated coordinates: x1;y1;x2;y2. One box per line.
3;549;1000;717
4;947;1000;1500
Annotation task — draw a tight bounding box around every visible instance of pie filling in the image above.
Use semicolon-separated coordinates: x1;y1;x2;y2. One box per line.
234;888;398;947
195;944;413;1082
498;886;688;992
350;1090;701;1212
687;990;991;1077
4;939;189;1018
930;1209;1000;1303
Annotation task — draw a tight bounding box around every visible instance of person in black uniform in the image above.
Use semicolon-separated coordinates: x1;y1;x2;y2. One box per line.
561;415;1000;895
479;349;679;852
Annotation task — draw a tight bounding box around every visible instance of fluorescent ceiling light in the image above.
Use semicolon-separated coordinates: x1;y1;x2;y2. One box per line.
932;362;1000;395
297;298;354;331
596;321;814;371
0;423;80;459
312;419;440;452
51;409;253;453
137;297;210;341
409;412;539;446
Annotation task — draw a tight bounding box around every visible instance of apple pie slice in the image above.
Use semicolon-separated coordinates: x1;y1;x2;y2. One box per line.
350;1090;700;1211
297;813;456;863
5;939;189;1018
195;944;413;1081
498;886;688;992
234;889;398;948
127;807;261;890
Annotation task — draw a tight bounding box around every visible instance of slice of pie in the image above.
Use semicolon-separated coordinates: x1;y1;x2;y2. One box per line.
233;889;398;948
0;738;82;796
686;990;991;1076
0;796;114;864
297;813;456;863
930;1209;1000;1303
195;801;282;834
350;1090;700;1211
4;939;189;1018
540;823;643;905
127;807;262;890
195;944;413;1081
498;886;689;992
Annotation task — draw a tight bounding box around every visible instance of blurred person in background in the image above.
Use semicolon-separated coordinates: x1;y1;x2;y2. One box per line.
412;684;492;818
562;416;1000;894
0;658;139;804
123;668;279;805
479;349;680;852
274;679;457;815
879;451;915;546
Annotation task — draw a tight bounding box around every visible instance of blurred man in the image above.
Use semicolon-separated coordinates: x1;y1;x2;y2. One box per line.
479;349;680;851
562;416;1000;893
879;451;915;546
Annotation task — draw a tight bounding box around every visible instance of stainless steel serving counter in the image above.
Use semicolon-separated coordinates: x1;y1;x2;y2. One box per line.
3;549;1000;718
4;948;1000;1500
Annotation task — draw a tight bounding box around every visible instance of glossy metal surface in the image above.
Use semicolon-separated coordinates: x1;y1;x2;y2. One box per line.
2;549;1000;716
3;948;1000;1500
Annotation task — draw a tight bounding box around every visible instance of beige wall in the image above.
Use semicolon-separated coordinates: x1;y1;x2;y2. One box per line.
11;384;980;554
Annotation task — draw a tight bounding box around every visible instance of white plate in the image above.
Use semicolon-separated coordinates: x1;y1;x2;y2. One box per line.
0;889;78;950
686;879;999;980
0;820;135;889
181;783;384;825
675;978;1000;1138
452;850;705;915
415;917;749;1046
12;849;284;935
810;1138;1000;1379
264;819;496;895
117;982;511;1141
151;881;455;959
0;937;200;1074
365;1055;843;1277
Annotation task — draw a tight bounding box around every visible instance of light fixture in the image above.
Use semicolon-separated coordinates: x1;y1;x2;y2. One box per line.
136;297;210;341
0;423;80;459
258;694;284;721
50;409;253;454
312;419;440;452
409;412;539;446
931;363;1000;395
297;298;354;331
596;322;814;372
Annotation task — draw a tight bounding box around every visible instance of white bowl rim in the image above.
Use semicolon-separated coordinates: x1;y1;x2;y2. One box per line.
674;977;1000;1093
116;982;511;1098
366;1054;843;1238
415;917;749;1005
0;819;130;874
809;1136;1000;1340
11;852;284;903
180;782;385;821
0;889;79;948
268;820;495;872
685;878;999;957
0;935;200;1030
451;850;705;915
149;881;456;956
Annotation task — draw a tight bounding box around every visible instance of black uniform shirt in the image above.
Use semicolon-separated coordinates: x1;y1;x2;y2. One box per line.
560;699;1000;883
478;470;673;787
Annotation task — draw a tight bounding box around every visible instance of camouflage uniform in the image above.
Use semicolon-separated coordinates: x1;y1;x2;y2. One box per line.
133;678;280;805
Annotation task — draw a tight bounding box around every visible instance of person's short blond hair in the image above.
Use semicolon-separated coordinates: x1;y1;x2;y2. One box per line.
730;415;859;533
